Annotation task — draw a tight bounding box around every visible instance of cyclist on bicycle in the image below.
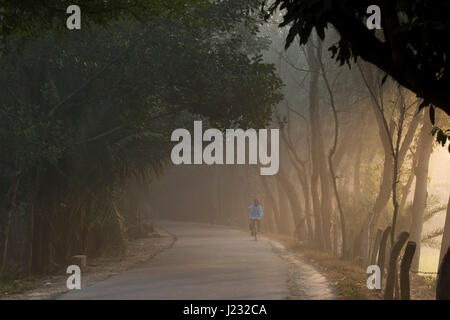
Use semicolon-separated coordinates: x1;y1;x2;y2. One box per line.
248;199;263;236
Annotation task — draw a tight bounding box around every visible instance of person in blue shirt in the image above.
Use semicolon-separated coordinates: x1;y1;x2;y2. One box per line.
248;199;263;236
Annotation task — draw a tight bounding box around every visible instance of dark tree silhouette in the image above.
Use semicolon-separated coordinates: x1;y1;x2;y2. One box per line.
265;0;450;116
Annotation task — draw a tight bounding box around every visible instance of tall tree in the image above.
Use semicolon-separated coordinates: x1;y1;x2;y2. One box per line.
439;196;450;267
409;117;434;270
357;63;421;265
306;38;331;249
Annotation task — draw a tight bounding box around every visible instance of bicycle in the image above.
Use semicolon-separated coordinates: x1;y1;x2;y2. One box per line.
250;219;259;241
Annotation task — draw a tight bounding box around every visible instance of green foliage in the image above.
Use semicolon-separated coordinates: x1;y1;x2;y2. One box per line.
337;278;366;300
0;103;68;171
423;276;435;285
0;278;30;297
0;1;283;273
432;127;450;152
0;0;210;47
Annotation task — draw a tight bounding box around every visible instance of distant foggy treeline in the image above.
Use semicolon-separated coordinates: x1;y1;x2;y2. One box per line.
150;25;450;272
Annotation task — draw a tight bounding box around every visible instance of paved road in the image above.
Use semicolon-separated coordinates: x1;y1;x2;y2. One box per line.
59;220;290;300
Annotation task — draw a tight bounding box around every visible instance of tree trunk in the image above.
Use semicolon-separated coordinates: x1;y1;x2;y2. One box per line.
310;160;323;247
390;93;407;245
378;226;392;283
384;232;409;300
280;125;314;241
400;241;416;300
358;119;394;265
409;117;434;270
318;48;347;257
277;178;294;235
260;175;279;234
436;245;450;300
0;175;20;273
439;195;450;267
353;142;363;201
306;38;332;250
357;64;422;265
297;163;314;241
399;169;415;212
27;167;41;275
278;165;305;240
370;229;382;265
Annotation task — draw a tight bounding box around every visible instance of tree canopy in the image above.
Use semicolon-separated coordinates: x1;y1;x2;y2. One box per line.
265;0;450;117
0;0;206;41
0;0;283;273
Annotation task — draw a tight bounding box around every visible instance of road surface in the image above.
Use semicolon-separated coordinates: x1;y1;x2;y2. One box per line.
59;220;328;300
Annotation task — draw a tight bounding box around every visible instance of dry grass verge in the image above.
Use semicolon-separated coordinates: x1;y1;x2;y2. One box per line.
267;233;436;300
0;225;175;300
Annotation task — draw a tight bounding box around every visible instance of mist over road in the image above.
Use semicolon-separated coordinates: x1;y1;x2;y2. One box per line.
59;221;290;300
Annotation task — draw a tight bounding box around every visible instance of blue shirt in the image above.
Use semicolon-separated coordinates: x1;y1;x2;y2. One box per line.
248;205;263;219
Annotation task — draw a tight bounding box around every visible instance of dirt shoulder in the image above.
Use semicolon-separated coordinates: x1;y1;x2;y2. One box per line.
265;234;338;300
1;225;175;300
266;233;436;300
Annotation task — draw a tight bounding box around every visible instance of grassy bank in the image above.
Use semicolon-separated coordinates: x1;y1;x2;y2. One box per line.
299;249;381;300
0;274;31;296
268;234;436;300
